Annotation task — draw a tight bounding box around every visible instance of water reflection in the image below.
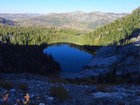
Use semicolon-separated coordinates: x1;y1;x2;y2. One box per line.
44;43;96;73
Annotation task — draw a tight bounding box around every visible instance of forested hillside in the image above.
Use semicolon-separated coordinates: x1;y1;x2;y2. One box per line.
0;7;139;46
85;7;140;45
0;26;79;45
46;7;140;45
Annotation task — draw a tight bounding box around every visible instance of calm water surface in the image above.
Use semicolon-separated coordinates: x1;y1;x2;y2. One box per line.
44;43;93;73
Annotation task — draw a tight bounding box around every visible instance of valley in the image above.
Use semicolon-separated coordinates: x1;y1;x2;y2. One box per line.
0;5;140;105
0;12;126;30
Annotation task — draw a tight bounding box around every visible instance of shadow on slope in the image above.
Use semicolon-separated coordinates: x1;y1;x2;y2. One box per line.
0;43;61;75
119;28;140;44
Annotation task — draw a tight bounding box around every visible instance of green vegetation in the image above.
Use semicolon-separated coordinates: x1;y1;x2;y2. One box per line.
0;26;80;45
48;7;140;45
18;83;28;92
0;7;140;46
0;7;139;46
85;7;140;45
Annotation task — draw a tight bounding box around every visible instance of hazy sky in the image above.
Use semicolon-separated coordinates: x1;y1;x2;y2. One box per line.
0;0;140;14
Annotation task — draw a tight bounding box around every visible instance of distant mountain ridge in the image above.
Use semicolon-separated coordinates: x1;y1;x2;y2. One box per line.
0;17;17;26
0;11;127;30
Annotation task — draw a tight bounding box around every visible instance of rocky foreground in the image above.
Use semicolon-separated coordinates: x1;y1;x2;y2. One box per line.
0;74;139;105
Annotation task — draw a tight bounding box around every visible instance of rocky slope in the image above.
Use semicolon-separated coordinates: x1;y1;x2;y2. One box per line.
0;17;17;26
87;28;140;76
61;29;140;79
0;74;139;105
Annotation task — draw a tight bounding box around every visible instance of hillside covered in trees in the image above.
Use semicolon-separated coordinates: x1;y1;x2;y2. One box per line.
85;7;140;45
0;26;80;45
0;7;139;46
47;7;140;45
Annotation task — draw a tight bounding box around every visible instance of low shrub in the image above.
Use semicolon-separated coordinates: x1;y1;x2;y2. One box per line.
135;91;140;96
18;83;28;92
96;84;116;92
49;86;70;101
0;81;13;90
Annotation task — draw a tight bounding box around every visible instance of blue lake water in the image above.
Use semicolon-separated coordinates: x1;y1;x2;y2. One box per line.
43;43;93;73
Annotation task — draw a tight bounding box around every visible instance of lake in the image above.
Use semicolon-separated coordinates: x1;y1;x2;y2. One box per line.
43;43;93;73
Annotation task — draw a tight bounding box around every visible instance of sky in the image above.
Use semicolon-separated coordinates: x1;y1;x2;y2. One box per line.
0;0;140;14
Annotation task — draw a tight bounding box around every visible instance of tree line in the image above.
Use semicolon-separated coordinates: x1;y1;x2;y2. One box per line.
0;7;140;46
